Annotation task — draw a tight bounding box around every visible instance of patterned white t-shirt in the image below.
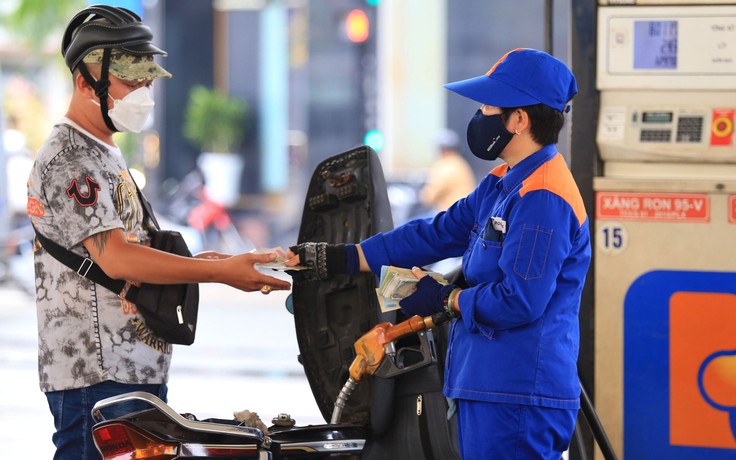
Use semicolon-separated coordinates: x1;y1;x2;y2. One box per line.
28;119;172;392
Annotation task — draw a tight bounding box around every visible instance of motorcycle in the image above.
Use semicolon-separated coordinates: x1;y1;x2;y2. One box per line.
89;146;617;460
89;312;446;459
90;146;422;460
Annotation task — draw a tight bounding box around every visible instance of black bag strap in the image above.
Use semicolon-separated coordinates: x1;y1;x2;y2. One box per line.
33;225;127;295
33;172;157;300
132;176;160;231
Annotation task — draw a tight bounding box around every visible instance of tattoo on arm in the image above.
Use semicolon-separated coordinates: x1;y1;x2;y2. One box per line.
92;231;111;256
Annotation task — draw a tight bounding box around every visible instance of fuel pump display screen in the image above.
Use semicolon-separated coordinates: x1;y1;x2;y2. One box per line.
599;6;736;89
642;112;674;123
633;21;678;70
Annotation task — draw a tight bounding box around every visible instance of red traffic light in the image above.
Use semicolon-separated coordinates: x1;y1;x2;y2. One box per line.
345;9;369;43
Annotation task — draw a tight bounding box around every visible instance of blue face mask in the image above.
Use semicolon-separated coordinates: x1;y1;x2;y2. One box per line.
466;109;514;161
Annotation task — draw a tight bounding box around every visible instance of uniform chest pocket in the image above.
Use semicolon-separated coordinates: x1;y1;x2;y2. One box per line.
513;224;553;280
464;227;503;282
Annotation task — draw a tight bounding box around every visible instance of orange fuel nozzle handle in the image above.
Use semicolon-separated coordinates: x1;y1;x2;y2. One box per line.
348;315;439;381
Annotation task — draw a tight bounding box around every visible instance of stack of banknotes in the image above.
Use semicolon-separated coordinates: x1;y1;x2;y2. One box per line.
376;265;446;312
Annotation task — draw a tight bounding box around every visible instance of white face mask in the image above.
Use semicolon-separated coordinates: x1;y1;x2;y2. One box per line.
93;86;155;133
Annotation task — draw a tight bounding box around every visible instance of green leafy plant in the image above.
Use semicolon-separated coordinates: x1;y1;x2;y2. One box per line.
4;0;86;51
183;86;248;153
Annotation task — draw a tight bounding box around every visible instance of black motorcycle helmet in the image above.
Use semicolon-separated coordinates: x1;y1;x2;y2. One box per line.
61;5;167;131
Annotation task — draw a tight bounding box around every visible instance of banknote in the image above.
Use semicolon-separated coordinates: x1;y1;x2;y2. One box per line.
377;265;446;312
252;247;309;271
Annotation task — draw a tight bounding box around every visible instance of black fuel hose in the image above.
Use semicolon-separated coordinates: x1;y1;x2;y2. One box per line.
579;379;618;460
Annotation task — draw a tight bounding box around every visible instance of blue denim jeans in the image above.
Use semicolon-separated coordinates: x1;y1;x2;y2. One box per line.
45;380;168;460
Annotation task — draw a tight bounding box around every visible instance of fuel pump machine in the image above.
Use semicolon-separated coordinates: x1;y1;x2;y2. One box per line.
595;2;736;459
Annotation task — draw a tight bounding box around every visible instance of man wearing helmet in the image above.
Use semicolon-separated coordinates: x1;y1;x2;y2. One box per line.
27;6;290;459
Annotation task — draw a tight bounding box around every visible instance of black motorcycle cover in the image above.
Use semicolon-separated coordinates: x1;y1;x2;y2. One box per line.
292;145;459;459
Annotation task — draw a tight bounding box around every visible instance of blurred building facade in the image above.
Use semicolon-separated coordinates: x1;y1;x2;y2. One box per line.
0;0;571;206
145;0;570;198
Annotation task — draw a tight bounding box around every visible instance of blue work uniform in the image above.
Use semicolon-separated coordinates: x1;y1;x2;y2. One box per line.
360;144;591;458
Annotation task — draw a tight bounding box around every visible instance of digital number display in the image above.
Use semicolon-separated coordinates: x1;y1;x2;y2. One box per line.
642;112;674;123
633;20;678;70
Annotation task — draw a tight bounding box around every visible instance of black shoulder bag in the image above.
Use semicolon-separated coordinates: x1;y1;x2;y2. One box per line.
34;184;199;345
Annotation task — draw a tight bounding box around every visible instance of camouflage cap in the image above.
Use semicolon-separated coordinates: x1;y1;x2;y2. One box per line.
82;49;172;82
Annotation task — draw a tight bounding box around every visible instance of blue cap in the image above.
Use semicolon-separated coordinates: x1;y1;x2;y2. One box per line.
444;48;577;113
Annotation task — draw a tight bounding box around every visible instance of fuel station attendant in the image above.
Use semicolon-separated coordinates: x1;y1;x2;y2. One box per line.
288;48;591;459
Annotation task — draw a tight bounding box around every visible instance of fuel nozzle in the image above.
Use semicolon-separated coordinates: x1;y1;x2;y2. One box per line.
347;315;434;382
332;313;449;424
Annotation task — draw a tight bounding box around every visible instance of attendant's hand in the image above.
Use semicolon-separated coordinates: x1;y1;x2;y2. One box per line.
399;267;456;318
285;242;358;280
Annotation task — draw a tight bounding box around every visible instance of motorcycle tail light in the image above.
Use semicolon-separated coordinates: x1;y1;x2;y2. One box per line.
92;421;178;460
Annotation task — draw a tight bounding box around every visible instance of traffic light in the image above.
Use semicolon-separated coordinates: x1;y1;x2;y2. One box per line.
345;9;370;43
364;129;384;152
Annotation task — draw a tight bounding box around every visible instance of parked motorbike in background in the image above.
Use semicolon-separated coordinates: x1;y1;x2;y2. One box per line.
158;169;254;255
1;142;36;295
0;222;35;295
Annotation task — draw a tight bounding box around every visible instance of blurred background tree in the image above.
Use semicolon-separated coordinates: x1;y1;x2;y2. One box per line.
0;0;86;153
2;0;85;51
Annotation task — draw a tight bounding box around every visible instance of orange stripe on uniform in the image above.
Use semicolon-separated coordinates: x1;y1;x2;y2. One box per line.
519;153;587;226
490;163;508;178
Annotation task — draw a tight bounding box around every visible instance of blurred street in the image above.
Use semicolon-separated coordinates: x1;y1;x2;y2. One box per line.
0;278;323;458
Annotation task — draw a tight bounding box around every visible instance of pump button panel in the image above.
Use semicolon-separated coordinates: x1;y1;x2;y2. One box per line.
635;114;706;144
598;96;736;164
640;130;672;143
676;117;704;143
